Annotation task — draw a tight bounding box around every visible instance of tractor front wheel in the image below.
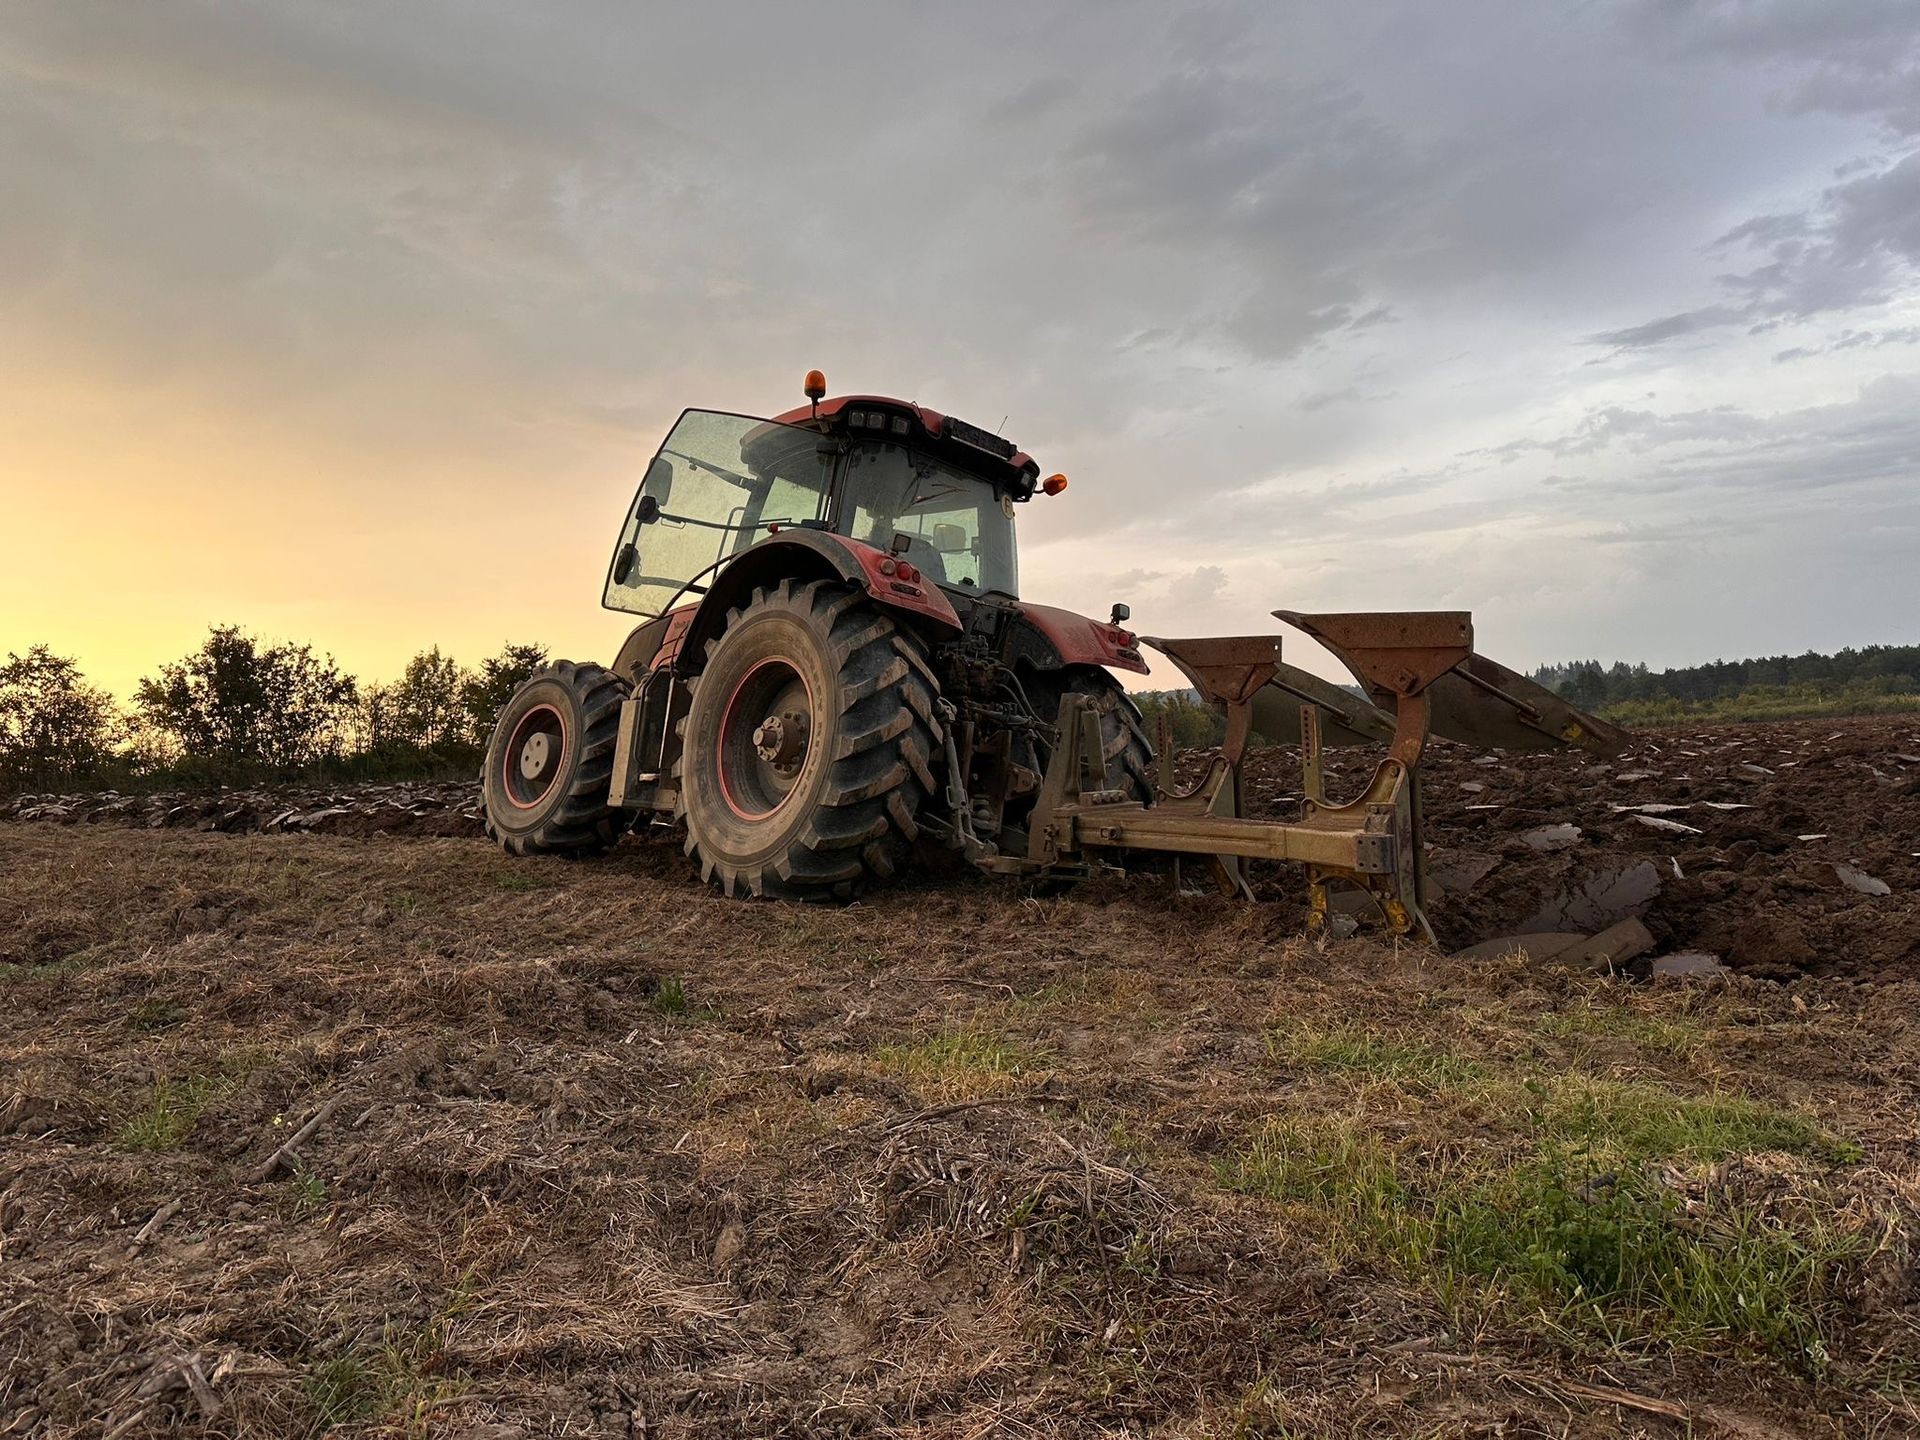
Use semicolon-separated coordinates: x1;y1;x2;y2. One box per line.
677;579;939;899
482;660;630;856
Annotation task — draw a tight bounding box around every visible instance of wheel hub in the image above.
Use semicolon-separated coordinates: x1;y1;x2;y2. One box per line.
717;660;816;819
500;702;568;810
752;710;809;770
519;730;555;782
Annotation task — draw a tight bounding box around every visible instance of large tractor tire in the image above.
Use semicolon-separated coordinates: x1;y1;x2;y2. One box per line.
1002;666;1154;890
1031;666;1155;801
676;578;939;899
482;660;630;856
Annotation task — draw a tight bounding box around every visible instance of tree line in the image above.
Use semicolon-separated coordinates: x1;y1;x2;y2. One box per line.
10;629;1916;794
0;628;549;794
1533;644;1919;714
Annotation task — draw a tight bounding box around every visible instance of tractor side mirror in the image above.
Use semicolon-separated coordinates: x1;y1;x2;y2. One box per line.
613;543;639;584
635;495;661;525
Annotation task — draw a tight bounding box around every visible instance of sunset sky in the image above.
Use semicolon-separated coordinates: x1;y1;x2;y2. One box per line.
5;1;1920;699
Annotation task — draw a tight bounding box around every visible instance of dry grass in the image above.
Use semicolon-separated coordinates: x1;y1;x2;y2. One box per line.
1;823;1916;1438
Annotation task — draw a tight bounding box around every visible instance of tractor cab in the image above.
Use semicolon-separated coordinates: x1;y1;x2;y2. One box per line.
604;391;1047;620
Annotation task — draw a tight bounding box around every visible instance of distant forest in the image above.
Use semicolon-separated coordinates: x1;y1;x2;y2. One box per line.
1531;643;1920;724
1130;640;1920;742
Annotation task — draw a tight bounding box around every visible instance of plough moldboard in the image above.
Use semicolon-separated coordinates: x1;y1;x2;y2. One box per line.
1016;610;1626;939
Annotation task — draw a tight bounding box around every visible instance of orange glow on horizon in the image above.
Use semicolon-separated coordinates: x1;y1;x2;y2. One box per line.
0;368;663;704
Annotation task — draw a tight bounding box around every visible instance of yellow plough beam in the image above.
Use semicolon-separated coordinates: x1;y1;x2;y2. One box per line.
1023;610;1623;939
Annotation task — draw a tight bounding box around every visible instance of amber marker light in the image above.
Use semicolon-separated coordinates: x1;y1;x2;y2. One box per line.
1042;473;1069;496
804;369;827;400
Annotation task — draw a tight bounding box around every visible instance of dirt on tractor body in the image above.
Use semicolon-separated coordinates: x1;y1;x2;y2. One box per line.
2;805;1918;1437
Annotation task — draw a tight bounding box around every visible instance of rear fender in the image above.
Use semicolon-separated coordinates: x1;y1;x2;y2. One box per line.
679;531;960;673
1011;601;1150;676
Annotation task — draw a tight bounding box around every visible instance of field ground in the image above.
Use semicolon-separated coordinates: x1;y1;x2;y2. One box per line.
2;714;1918;1437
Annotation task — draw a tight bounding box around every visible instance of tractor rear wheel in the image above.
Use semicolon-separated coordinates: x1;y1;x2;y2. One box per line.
676;579;939;899
1032;666;1155;801
481;660;630;856
1000;667;1154;867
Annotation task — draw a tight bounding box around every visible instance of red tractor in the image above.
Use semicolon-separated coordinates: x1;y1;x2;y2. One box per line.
484;373;1623;934
481;372;1154;899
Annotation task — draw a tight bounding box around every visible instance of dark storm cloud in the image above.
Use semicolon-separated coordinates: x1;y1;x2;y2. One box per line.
1061;67;1420;358
1625;0;1920;133
1586;150;1920;352
1590;3;1920;353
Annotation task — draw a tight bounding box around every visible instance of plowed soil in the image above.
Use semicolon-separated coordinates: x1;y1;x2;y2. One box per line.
9;714;1915;985
3;791;1919;1436
1209;712;1920;981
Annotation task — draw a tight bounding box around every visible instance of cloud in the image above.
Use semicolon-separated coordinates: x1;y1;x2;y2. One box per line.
1587;148;1920;354
1480;404;1768;460
1484;373;1920;500
1624;0;1920;134
1059;66;1421;359
1169;565;1231;607
1585;9;1920;355
1585;306;1748;351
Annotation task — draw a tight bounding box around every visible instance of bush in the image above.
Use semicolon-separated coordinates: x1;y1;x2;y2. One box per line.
1131;689;1225;749
387;646;470;753
0;647;125;791
1600;679;1920;725
2;632;561;796
1537;647;1920;721
461;643;548;746
134;626;358;780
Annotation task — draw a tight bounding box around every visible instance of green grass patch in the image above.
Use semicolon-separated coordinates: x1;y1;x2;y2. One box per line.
1529;1074;1857;1165
872;1024;1041;1095
114;1074;235;1151
113;1050;268;1152
305;1280;476;1436
646;976;720;1022
490;869;547;892
1220;1053;1866;1369
1267;1020;1489;1090
1014;971;1094;1010
650;976;689;1017
0;956;89;984
290;1168;328;1212
126;997;185;1033
303;1353;380;1432
1536;1002;1705;1059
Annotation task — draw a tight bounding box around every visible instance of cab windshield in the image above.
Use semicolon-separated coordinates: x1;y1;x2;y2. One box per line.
837;441;1018;596
604;410;834;617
